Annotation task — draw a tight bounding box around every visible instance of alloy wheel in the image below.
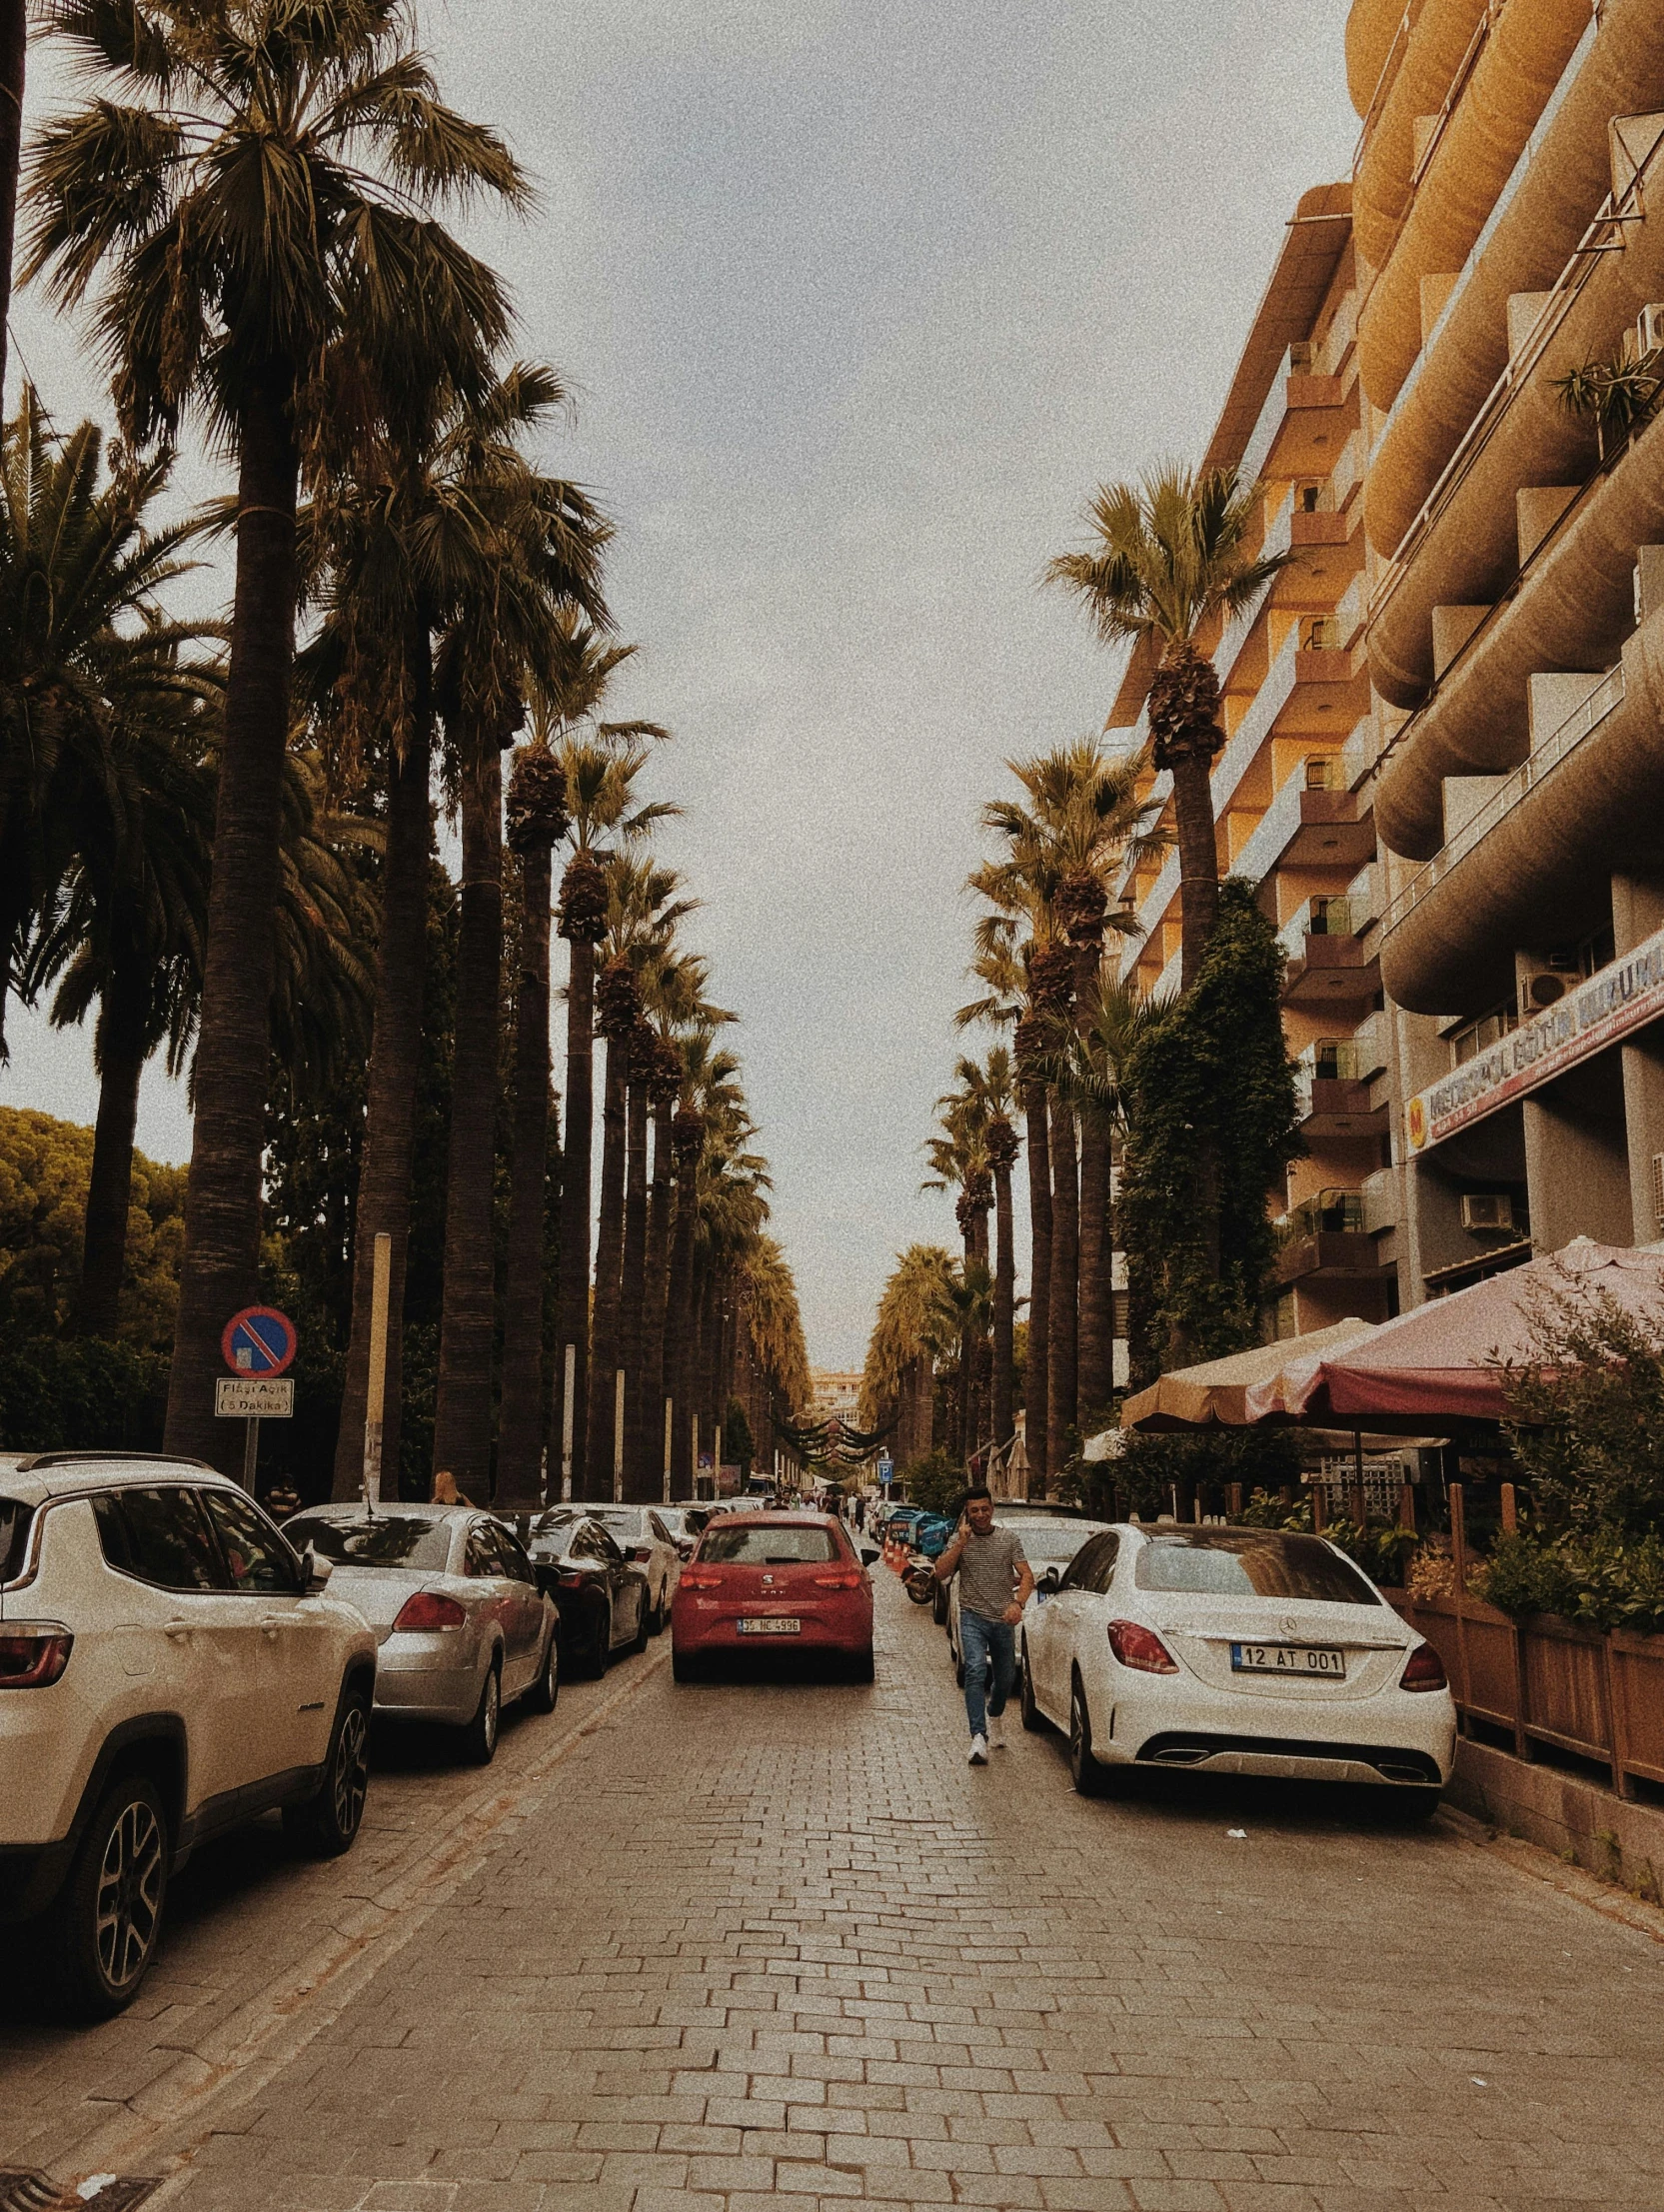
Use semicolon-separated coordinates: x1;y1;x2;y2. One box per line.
331;1704;370;1840
482;1669;500;1754
94;1800;165;1992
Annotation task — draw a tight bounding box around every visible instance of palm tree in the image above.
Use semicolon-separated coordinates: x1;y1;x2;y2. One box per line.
958;928;1050;1492
431;402;613;1498
548;718;671;1498
0;0;24;403
0;396;210;1055
495;736;570;1505
924;1096;992;1469
949;1050;1019;1462
28;0;527;1462
586;855;692;1500
665;1028;740;1492
1045;463;1286;989
318;375;607;1502
859;1244;955;1466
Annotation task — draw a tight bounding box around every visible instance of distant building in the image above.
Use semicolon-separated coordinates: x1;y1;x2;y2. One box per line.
809;1369;863;1429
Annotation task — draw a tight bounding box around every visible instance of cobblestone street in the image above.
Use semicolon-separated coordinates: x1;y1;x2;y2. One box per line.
5;1574;1664;2212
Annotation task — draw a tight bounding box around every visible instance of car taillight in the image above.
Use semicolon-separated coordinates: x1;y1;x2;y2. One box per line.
1400;1641;1447;1692
392;1591;466;1632
1106;1618;1179;1674
812;1570;863;1590
0;1624;73;1687
680;1568;726;1590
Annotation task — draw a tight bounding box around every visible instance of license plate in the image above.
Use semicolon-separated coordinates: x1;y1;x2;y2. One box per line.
737;1617;801;1635
1230;1642;1346;1679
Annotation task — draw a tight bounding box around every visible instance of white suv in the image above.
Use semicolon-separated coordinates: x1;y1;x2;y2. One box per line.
0;1452;378;2019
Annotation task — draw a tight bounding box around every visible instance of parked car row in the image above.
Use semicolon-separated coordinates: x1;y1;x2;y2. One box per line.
923;1496;1457;1813
0;1452;676;2024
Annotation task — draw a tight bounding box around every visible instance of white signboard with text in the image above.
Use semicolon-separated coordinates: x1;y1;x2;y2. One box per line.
216;1376;296;1419
1406;923;1664;1154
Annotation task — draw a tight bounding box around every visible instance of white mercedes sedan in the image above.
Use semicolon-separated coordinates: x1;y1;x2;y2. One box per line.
1018;1523;1455;1815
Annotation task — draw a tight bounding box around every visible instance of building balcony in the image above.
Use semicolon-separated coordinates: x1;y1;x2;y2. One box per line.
1294;1042;1390;1138
1279;898;1382;1009
1273;1189;1380;1283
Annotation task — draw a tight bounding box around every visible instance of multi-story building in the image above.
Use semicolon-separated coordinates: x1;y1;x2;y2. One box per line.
1356;0;1664;1302
1110;0;1664;1328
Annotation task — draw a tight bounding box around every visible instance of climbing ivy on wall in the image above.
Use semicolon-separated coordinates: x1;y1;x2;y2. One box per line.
1120;879;1302;1383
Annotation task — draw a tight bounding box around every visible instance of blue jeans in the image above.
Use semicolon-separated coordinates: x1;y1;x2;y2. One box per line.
959;1609;1015;1739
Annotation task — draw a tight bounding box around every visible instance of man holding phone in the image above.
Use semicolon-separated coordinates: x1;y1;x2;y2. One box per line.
934;1486;1034;1763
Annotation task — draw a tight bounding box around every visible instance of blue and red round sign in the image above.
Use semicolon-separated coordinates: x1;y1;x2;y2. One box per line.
222;1306;297;1378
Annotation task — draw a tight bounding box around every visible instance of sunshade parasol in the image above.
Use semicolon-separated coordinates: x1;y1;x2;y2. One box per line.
1118;1316;1379;1431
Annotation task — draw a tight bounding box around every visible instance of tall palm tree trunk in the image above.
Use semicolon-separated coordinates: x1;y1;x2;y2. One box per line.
1046;1092;1078;1476
666;1111;701;1491
1022;1077;1051;1494
78;973;148;1338
990;1157;1014;1455
432;740;504;1493
333;688;433;1501
165;378;298;1467
1077;1102;1114;1417
583;1037;628;1497
641;1090;675;1498
618;1048;653;1502
1169;742;1220;992
0;1;25;406
550;928;596;1499
496;841;554;1505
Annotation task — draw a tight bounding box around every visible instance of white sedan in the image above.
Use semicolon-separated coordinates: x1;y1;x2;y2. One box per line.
1018;1523;1455;1814
946;1515;1113;1677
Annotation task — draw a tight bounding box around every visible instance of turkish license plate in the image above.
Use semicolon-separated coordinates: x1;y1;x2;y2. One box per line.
1231;1642;1346;1679
737;1616;801;1635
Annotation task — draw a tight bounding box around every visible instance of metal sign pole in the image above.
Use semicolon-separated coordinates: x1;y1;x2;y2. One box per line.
663;1395;673;1503
613;1369;626;1501
363;1231;391;1507
242;1415;260;1494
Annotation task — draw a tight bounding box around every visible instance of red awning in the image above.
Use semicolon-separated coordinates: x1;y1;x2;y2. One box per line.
1244;1237;1664;1426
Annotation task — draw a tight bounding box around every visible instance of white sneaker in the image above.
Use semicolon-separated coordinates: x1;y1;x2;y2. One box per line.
986;1714;1007;1750
967;1734;988;1765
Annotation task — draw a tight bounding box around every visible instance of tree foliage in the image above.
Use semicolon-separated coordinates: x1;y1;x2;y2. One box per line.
0;1104;184;1345
1118;880;1301;1376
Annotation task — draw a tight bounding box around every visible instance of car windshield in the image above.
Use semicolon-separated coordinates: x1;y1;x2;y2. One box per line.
699;1524;838;1565
592;1510;645;1538
286;1513;454;1571
1134;1530;1380;1605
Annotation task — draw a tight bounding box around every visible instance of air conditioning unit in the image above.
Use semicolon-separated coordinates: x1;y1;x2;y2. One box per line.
1652;1151;1664;1230
1635;302;1664;358
1461;1193;1515;1233
1520;951;1581;1013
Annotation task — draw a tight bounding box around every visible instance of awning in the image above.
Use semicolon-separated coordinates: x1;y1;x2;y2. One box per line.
1117;1316;1379;1431
1245;1236;1664;1426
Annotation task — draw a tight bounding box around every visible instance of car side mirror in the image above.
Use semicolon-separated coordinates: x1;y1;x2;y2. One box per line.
1036;1564;1061;1594
300;1544;333;1595
859;1544;879;1565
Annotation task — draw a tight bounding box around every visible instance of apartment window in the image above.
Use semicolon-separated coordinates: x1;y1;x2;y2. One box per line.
1303;754;1337;790
1581;924;1615;977
1300;484;1320;514
1449;1002;1517;1068
1305;617;1340;651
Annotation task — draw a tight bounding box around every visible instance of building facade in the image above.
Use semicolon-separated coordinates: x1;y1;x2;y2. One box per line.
1111;0;1664;1326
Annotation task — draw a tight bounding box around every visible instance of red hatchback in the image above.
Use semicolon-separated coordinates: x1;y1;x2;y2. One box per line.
671;1513;874;1682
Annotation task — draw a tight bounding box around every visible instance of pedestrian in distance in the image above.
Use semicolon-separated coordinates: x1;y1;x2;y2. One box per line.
934;1485;1034;1764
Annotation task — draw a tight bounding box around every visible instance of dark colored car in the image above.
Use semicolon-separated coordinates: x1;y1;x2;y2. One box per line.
512;1509;651;1678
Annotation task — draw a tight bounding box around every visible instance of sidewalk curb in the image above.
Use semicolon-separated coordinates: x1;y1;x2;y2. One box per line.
1436;1801;1664;1947
75;1645;669;2201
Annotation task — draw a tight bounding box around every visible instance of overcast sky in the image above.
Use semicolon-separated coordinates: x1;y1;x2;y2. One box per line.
5;0;1356;1370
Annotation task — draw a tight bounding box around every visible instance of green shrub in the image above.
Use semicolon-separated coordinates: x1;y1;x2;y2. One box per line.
1471;1526;1664;1634
1498;1275;1664;1539
899;1450;965;1517
0;1335;169;1452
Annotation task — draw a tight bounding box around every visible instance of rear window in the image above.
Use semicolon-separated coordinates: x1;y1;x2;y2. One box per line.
1012;1524;1101;1564
699;1524;839;1565
0;1495;34;1582
286;1513;454;1570
1134;1530;1380;1605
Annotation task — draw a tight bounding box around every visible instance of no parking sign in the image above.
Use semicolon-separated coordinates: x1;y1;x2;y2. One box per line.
221;1306;297;1376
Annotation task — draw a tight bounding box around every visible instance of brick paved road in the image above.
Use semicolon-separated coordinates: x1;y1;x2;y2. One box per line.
5;1573;1664;2212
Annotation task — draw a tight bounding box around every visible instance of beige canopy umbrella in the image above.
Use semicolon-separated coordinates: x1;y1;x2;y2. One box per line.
1117;1316;1380;1432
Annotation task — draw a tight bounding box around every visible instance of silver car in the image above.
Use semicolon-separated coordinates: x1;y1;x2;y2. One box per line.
583;1506;682;1629
282;1505;558;1764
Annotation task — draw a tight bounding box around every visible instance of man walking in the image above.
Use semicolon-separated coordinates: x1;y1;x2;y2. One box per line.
934;1486;1033;1764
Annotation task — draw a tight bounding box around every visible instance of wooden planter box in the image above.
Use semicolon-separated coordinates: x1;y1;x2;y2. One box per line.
1380;1587;1664;1800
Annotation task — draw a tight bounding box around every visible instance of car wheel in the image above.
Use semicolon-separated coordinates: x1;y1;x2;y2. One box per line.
931;1578;948;1626
672;1643;702;1683
461;1662;502;1765
649;1587;667;1635
1019;1642;1045;1733
285;1685;371;1857
1068;1674;1114;1798
630;1593;651;1654
525;1629;560;1714
47;1772;169;2020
